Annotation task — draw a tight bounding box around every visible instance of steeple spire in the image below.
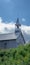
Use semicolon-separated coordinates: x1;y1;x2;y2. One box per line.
15;18;21;33
15;18;21;28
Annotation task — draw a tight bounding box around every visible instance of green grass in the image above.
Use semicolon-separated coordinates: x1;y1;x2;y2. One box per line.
0;43;30;65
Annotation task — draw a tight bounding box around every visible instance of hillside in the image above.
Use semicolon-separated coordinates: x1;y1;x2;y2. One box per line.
0;43;30;65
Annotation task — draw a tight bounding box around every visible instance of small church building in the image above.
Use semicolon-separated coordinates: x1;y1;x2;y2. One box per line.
0;18;25;49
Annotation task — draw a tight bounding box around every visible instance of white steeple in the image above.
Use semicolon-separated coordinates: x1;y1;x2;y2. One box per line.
15;18;25;44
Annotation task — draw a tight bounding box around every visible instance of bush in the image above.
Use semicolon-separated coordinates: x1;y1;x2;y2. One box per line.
0;43;30;65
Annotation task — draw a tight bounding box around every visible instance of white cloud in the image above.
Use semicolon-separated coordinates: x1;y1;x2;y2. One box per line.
0;17;30;34
22;18;26;21
21;25;30;35
0;17;2;23
0;17;15;33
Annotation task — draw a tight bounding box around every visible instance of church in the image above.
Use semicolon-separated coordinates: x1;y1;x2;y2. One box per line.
0;18;25;49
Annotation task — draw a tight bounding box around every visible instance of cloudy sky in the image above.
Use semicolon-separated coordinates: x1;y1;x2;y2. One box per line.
0;0;30;42
0;0;30;25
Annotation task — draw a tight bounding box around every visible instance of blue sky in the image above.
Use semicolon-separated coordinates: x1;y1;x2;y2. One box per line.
0;0;30;25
